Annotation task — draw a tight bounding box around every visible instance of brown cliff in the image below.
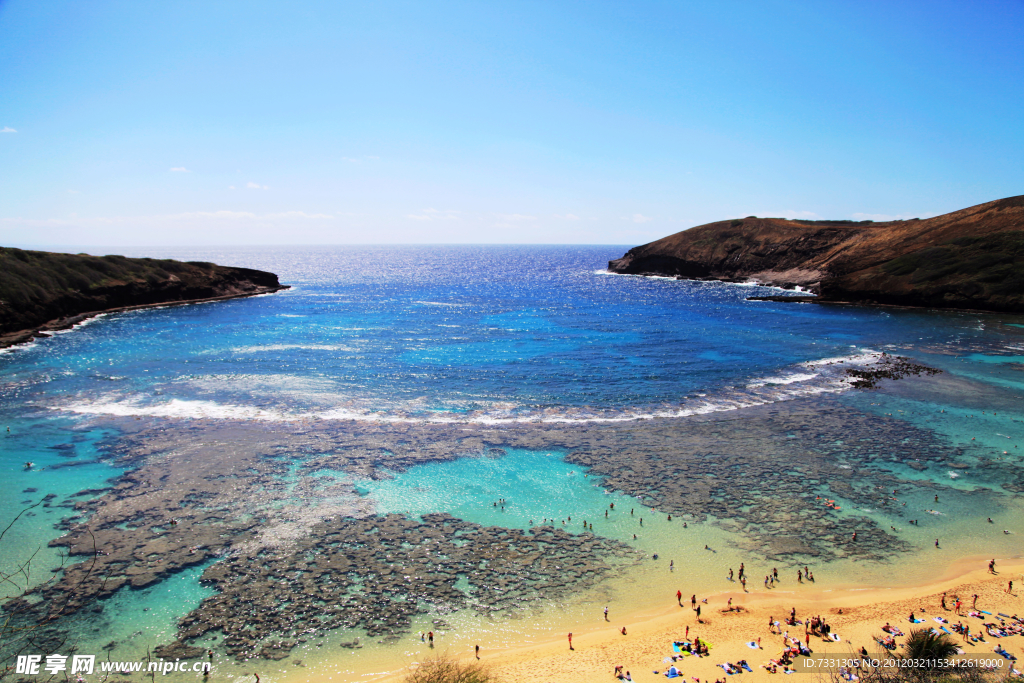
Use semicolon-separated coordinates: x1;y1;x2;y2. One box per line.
0;247;289;348
608;195;1024;312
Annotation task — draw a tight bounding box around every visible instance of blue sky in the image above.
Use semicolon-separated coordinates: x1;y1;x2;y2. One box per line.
1;0;1021;246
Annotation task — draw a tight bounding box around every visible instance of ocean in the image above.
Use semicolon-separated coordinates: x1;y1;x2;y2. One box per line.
1;245;1022;680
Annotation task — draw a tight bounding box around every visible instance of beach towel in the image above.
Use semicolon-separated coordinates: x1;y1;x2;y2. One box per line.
910;618;925;623
741;663;754;672
942;627;952;635
999;613;1012;618
718;664;734;675
830;633;841;642
934;617;948;624
981;611;993;615
747;642;759;650
665;666;682;678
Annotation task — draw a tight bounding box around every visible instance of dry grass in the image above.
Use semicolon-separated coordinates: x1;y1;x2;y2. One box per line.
404;652;499;683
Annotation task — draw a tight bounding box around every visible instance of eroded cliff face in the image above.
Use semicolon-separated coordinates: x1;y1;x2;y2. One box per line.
609;195;1024;312
0;248;288;346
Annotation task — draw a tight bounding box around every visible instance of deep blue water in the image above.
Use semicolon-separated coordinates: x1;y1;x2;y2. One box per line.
3;245;1022;425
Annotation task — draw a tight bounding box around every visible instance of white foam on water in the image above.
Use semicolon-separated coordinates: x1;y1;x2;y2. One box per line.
0;340;40;356
58;349;889;426
747;372;819;389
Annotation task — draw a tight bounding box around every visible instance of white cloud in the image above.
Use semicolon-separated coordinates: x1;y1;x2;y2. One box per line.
228;185;236;190
775;210;820;220
554;213;580;221
851;211;934;222
246;182;269;190
1;127;16;133
169;167;190;173
494;213;536;222
627;213;654;223
406;208;461;221
0;210;343;246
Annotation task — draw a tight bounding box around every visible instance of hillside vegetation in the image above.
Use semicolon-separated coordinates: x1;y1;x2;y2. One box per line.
608;195;1024;312
0;247;286;345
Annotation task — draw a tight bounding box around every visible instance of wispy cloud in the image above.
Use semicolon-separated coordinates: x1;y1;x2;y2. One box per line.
406;208;461;221
1;127;16;133
1;210;336;229
494;213;536;222
775;210;820;220
247;181;269;190
169;167;190;172
626;213;654;223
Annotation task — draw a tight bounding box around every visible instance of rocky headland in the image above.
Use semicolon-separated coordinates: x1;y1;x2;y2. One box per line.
0;247;288;348
608;195;1024;312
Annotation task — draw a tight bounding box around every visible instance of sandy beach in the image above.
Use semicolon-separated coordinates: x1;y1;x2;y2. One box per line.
369;556;1024;683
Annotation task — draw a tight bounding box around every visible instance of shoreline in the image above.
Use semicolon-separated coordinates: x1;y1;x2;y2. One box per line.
360;556;1024;683
0;284;289;350
608;271;1024;317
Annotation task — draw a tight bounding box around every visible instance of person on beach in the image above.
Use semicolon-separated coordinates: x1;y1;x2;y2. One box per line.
696;605;702;622
798;570;803;583
692;594;697;609
935;538;940;548
621;626;627;635
729;568;734;581
475;644;480;659
428;631;434;647
990;559;997;573
568;632;573;650
677;590;682;604
941;593;947;610
739;563;745;580
972;594;978;608
741;577;746;591
1009;580;1014;594
605;606;609;620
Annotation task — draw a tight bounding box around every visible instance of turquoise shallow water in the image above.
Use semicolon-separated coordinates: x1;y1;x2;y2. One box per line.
0;246;1023;676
